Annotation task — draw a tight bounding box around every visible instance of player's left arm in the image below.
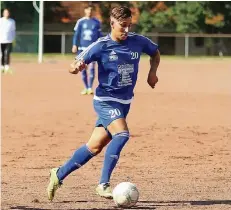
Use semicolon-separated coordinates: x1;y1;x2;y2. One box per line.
140;35;160;89
147;50;160;89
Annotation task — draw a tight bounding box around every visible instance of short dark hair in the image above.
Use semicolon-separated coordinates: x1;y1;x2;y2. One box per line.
110;6;132;21
84;4;94;10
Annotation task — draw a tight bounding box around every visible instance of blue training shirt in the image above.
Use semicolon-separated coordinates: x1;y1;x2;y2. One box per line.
73;17;102;51
76;33;158;104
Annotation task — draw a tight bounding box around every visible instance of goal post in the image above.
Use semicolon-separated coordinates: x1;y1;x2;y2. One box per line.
33;0;44;63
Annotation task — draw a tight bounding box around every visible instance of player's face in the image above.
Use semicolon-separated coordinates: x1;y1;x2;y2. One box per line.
3;9;10;18
85;7;93;18
112;17;132;41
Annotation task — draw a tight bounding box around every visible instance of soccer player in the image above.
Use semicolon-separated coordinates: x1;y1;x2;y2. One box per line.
72;5;102;95
0;8;16;74
47;6;160;201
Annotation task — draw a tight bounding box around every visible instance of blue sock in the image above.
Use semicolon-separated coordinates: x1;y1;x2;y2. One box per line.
57;144;95;181
88;63;95;89
81;69;88;89
100;131;130;184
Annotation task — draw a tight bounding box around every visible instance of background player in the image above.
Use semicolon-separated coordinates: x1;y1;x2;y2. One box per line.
0;8;16;74
47;6;160;201
72;5;102;95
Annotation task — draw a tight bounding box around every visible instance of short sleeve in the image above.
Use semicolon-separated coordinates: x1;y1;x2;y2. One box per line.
74;19;81;32
139;35;158;56
75;41;101;64
73;19;82;46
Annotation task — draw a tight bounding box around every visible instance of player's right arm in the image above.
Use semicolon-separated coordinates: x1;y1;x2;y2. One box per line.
69;40;102;74
12;19;16;46
69;59;87;74
72;19;82;53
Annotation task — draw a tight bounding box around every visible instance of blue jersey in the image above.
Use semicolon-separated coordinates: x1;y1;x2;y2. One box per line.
76;33;158;104
73;17;102;51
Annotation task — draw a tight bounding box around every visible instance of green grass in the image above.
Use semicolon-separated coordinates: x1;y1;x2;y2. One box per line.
12;53;74;59
12;53;231;61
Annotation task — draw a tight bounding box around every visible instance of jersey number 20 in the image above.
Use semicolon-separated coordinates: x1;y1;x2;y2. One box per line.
131;52;139;59
109;109;121;118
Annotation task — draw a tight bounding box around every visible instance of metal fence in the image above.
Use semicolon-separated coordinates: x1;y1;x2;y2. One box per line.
15;31;231;57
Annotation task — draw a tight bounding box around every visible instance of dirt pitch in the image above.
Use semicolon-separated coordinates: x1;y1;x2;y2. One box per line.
1;57;231;210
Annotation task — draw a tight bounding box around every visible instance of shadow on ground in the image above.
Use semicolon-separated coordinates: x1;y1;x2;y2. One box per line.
9;199;231;210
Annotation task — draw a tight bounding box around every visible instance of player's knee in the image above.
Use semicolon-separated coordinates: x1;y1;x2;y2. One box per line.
86;143;104;155
90;147;103;155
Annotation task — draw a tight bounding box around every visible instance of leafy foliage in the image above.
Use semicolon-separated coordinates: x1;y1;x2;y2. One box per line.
136;1;231;33
1;1;69;23
1;1;231;33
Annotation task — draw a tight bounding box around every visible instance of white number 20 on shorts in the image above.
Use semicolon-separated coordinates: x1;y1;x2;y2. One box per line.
109;109;121;118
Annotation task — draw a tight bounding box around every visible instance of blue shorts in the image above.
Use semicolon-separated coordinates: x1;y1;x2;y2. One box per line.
94;100;131;128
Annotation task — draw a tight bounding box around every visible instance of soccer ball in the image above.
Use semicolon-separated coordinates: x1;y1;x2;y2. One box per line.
112;182;139;208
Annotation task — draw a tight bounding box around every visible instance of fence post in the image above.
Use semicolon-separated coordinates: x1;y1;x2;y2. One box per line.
185;34;189;58
61;33;66;55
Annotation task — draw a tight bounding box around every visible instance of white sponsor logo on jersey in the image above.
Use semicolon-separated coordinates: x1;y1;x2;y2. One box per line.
109;50;118;61
83;30;93;41
83;23;87;29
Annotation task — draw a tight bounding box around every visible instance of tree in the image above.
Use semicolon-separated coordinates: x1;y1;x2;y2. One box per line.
205;2;231;33
171;2;206;33
136;2;175;33
1;1;69;24
136;1;231;34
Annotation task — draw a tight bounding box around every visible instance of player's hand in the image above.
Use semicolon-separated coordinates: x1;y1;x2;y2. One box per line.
147;72;158;89
72;45;78;54
69;60;87;74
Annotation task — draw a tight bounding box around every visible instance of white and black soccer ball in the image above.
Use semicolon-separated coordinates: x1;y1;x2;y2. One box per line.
112;182;139;208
